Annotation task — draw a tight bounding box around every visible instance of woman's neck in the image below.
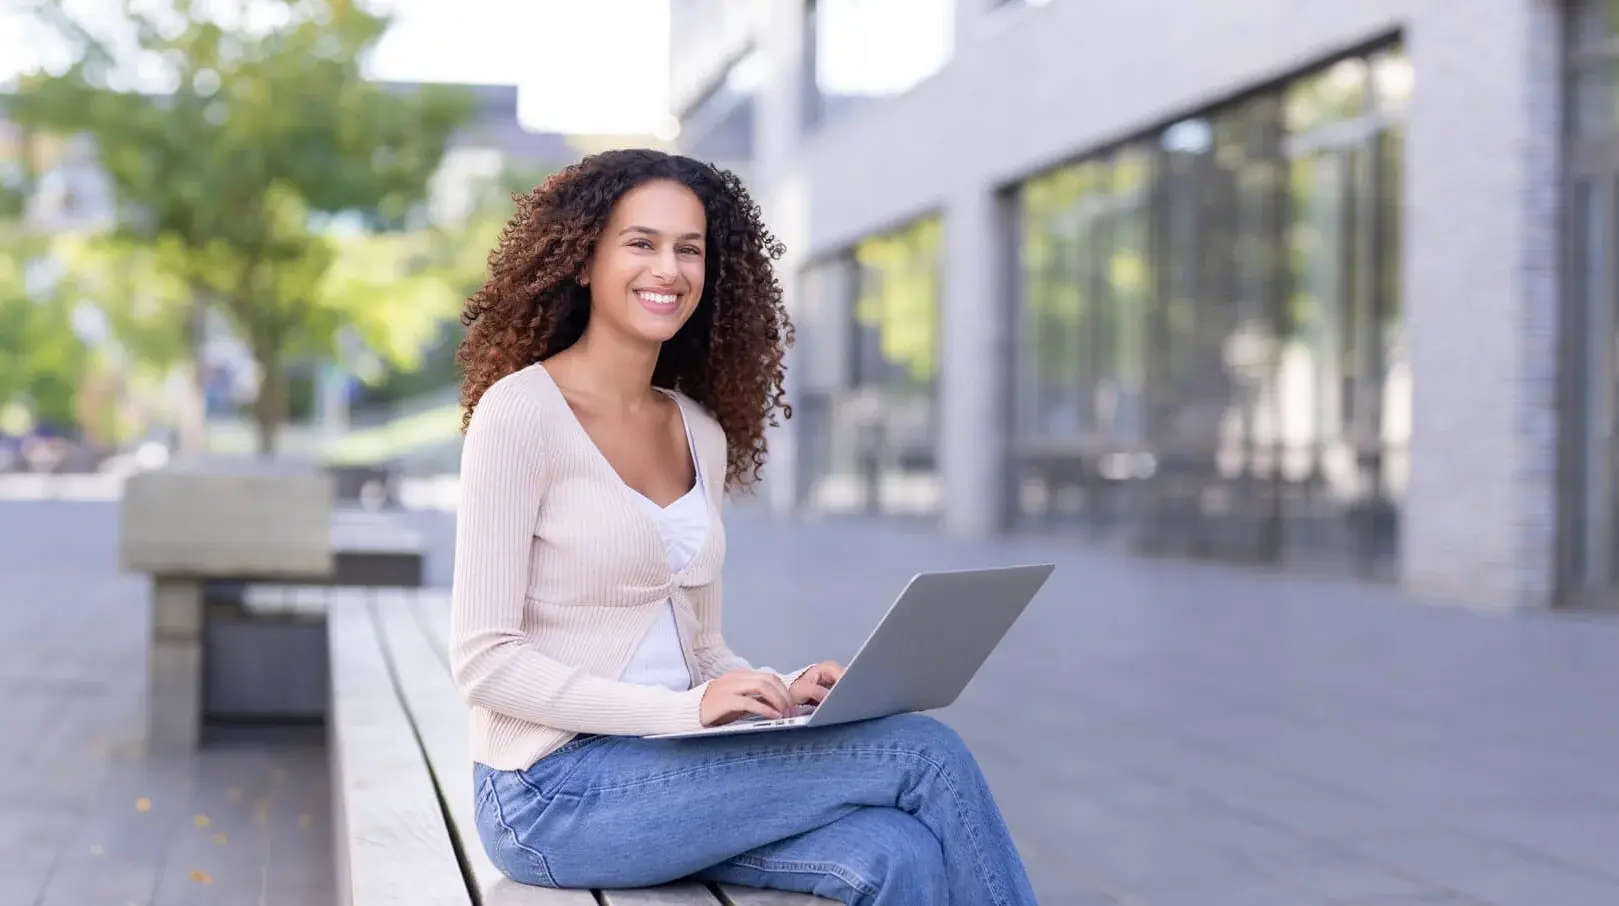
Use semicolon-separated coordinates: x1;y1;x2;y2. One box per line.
549;323;662;409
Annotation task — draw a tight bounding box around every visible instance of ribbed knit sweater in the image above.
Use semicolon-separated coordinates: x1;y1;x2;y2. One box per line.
449;362;792;772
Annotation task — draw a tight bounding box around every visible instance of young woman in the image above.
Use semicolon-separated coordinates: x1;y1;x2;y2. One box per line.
451;148;1037;905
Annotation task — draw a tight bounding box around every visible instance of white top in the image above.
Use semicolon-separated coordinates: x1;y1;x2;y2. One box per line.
618;405;708;692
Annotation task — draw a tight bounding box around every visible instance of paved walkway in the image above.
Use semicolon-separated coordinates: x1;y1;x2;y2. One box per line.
2;497;1617;905
0;500;330;906
709;509;1619;906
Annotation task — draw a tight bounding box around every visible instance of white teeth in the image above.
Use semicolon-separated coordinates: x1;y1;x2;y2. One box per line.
638;291;678;306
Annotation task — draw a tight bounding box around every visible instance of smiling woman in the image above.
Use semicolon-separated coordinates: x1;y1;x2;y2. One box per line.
456;148;791;489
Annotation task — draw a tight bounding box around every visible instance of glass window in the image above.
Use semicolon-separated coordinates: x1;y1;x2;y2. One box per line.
1013;144;1155;530
1574;0;1619;48
1008;44;1409;578
1017;167;1086;438
805;0;954;127
797;218;942;519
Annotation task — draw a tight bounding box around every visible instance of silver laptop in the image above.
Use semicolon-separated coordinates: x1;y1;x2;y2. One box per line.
646;563;1055;740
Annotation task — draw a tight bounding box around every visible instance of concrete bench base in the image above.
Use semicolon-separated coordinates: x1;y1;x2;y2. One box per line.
119;461;429;752
327;591;833;905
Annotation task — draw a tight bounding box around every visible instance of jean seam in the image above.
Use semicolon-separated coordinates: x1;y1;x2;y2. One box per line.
727;853;878;897
577;743;907;794
517;736;602;800
486;772;556;886
511;768;548;801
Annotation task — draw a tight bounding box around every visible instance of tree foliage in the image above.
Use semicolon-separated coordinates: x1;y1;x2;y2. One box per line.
0;129;93;434
0;235;93;433
5;0;478;453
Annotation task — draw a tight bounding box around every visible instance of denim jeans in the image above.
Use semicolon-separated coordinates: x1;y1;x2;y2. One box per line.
471;713;1038;905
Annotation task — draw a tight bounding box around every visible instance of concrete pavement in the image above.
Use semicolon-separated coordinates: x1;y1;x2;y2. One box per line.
0;500;330;906
2;496;1616;905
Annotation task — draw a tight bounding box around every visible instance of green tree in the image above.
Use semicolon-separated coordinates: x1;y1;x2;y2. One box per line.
5;0;476;454
0;131;93;434
0;245;93;433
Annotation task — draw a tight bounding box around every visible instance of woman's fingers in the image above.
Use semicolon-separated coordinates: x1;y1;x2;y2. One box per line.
701;670;792;725
817;661;845;685
721;693;780;722
794;681;830;705
739;672;792;715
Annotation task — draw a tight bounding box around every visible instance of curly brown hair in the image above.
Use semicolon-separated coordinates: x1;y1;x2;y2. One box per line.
456;149;794;490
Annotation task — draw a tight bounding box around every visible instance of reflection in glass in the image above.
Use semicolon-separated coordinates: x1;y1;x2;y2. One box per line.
1574;60;1619;136
799;218;942;518
1284;57;1368;133
1574;0;1619;48
1014;146;1154;536
1011;44;1409;579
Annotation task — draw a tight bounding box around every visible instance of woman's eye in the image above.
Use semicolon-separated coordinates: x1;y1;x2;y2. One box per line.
679;246;702;256
629;239;654;250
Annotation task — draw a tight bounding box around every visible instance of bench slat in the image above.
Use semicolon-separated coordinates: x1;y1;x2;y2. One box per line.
598;882;722;904
327;595;472;906
372;598;595;906
715;889;838;905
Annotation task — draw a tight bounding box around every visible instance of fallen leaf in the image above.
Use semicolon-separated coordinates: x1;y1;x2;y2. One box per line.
193;814;210;828
135;798;151;812
225;787;242;802
211;833;228;845
189;871;212;885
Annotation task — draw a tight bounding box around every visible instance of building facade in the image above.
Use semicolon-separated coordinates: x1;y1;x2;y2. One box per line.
670;0;1613;611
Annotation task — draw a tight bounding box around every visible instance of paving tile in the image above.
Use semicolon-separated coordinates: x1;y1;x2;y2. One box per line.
1112;878;1310;906
1442;799;1619;879
1246;846;1448;901
1345;830;1619;906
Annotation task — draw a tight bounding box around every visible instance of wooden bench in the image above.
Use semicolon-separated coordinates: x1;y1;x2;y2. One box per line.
328;507;428;587
327;589;832;905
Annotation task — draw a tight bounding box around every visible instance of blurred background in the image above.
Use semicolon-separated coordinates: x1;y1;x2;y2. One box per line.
3;1;1618;905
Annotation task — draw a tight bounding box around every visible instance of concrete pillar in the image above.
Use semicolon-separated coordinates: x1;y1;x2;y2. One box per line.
146;577;203;752
754;2;812;516
939;186;1015;536
1400;0;1562;608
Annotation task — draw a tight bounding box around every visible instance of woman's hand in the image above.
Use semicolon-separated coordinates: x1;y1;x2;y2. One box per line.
699;670;793;726
788;660;845;708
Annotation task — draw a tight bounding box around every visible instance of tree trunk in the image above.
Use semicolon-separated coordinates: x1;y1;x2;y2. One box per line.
174;294;210;457
252;348;284;458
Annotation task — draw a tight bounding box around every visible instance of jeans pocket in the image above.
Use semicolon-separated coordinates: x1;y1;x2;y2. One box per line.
517;734;603;801
478;772;558;887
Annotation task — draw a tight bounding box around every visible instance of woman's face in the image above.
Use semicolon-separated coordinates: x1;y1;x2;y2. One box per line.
583;178;708;347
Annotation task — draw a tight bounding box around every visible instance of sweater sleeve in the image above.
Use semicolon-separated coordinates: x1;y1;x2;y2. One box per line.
448;379;708;737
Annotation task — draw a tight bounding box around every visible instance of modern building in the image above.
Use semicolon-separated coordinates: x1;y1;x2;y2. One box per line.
669;0;1615;611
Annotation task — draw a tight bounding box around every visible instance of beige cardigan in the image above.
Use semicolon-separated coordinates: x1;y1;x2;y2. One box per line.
449;362;793;771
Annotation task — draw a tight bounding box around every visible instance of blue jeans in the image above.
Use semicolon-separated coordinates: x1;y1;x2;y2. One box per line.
471;713;1038;905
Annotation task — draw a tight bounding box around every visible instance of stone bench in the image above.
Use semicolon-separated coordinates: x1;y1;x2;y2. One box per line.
327;590;832;905
119;462;427;750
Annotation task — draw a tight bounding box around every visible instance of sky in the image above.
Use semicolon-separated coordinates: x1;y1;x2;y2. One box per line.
0;0;675;135
0;0;962;134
